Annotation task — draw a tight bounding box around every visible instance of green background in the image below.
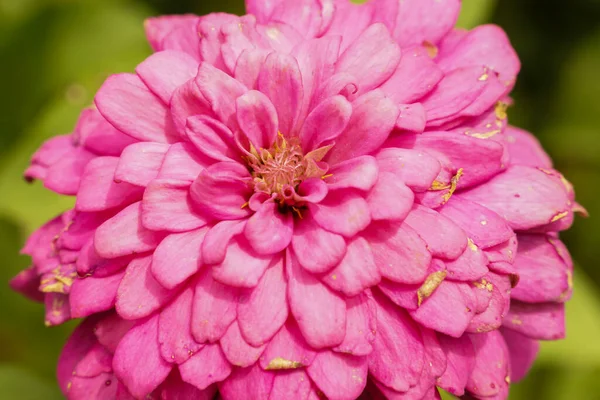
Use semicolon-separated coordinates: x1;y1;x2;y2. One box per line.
0;0;599;398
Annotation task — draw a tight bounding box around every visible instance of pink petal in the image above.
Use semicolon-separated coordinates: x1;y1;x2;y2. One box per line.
220;321;266;367
444;242;490;282
58;317;98;393
157;142;210;182
380;46;444;104
260;322;317;370
404;205;468;260
392;0;460;47
95;73;176;143
68;373;118;400
327;156;379;191
503;301;565;340
287;250;347;349
116;256;176;320
234;48;271;89
41;147;96;195
142;179;208;232
366;172;414;221
293;36;341;121
440;196;514;249
9;268;43;302
501;328;540;383
437;24;520;86
268;370;313;400
196;62;248;130
190;162;252;221
191;269;238;343
169;78;214;134
258;52;304;135
270;0;323;38
94;202;164;259
421;67;488;123
335;23;401;96
296;178;329;203
197;13;240;70
95;314;135;353
219;364;275;400
69;272;125;318
159;287;202;364
151;228;208;290
115;142;170;187
76;157;143;212
76;240;132;278
333;294;376;356
220;17;269;72
466;331;510;398
245;0;282;22
211;237;274;288
113;315;172;398
327;90;398;165
325;1;373;52
144;15;200;52
511;234;571;303
201;220;247;265
72;343;112;377
160;23;203;61
506;126;553;168
291;212;347;274
136;50;199;103
237;258;288;346
390;130;506;189
300;95;352;152
159;371;217;400
460;166;571;231
76;108;137;157
322;237;381;296
467;272;512;333
363;221;430;285
375;148;441;192
244;202;294;255
369;290;425;392
309;191;371;238
410;281;477;338
180;344;232;390
186;115;241;162
437;335;475;397
395;103;426;133
307;351;368;400
236;90;279;149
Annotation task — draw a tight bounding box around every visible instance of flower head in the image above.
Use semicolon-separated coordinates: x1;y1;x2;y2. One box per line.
11;0;584;399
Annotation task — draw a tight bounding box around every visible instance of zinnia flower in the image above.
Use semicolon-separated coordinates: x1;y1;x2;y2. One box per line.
11;0;585;399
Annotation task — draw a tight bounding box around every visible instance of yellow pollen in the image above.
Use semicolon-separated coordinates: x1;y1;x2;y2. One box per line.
265;357;303;370
551;211;569;223
417;271;447;306
422;41;439;58
495;101;509;120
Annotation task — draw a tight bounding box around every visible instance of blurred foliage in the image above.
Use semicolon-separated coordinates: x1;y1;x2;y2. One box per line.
0;0;599;398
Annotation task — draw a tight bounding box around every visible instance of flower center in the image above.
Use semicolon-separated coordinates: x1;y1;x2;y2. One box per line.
245;134;329;204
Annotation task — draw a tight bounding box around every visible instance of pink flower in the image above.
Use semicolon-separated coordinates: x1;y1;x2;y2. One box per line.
11;1;584;399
